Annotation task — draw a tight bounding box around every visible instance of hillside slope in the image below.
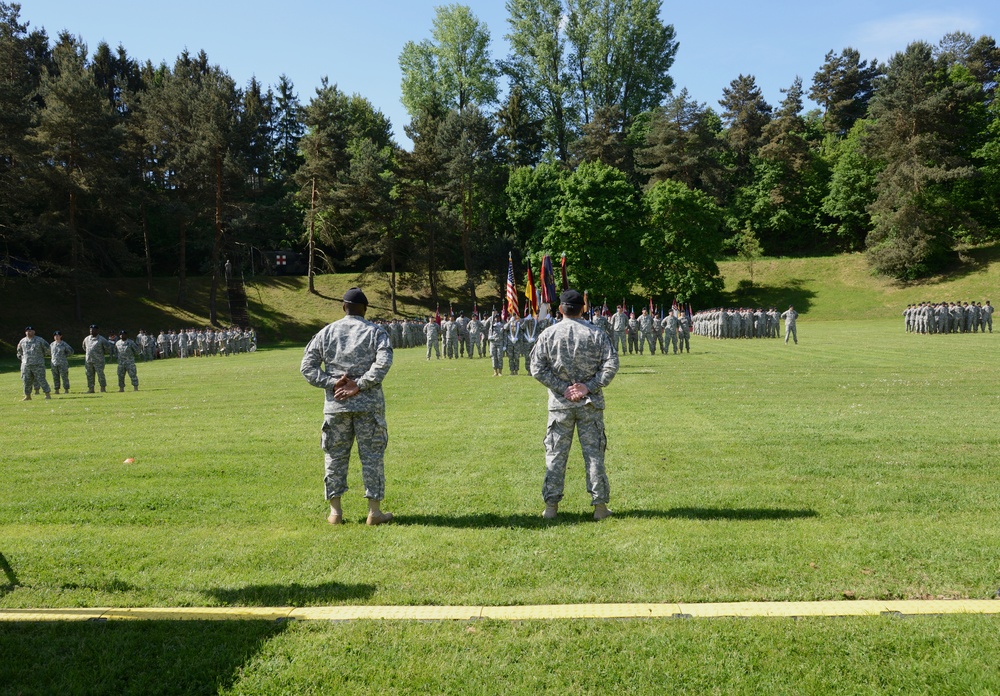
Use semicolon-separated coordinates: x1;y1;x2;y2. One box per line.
3;247;998;359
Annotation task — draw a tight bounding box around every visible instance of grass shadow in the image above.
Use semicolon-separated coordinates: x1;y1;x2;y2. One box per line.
394;511;599;529
393;507;818;529
633;507;819;521
0;619;285;695
0;553;18;596
203;581;376;606
727;278;817;313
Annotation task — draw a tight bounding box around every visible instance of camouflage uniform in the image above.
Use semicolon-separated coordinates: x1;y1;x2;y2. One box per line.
530;316;619;507
115;337;141;390
487;316;506;371
301;314;393;501
609;309;628;354
467;317;484;358
638;310;655;354
17;335;51;397
781;308;798;344
50;339;74;392
83;333;114;390
678;314;691;353
423;320;441;359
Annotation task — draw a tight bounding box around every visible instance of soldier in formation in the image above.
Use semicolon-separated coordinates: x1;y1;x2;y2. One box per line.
115;330;142;391
83;324;114;393
691;307;782;340
16;326;51;400
903;301;993;334
50;330;73;394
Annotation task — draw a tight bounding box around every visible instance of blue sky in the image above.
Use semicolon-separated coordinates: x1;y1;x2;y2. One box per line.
21;1;999;148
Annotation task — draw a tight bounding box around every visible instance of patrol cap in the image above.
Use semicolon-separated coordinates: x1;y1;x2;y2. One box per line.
89;324;99;329
119;329;128;336
559;289;585;307
53;330;62;336
24;325;34;331
342;287;368;305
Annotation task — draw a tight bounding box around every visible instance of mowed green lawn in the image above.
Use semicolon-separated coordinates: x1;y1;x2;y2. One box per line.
2;320;1000;694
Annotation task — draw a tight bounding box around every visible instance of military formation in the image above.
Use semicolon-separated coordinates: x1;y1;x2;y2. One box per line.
15;324;258;399
692;307;783;339
903;301;993;334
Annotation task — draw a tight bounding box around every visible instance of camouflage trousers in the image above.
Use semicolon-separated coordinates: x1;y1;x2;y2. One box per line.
785;325;797;344
611;331;627;354
85;360;107;389
467;333;481;358
21;363;50;396
542;404;609;506
639;332;655;354
426;338;440;359
321;412;388;501
665;332;678;353
678;332;690;352
51;363;70;391
118;361;139;388
508;345;521;373
490;344;504;370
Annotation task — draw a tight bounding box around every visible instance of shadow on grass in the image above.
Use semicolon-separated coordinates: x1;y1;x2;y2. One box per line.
0;553;18;596
727;278;817;313
393;506;818;528
204;581;376;606
0;619;285;695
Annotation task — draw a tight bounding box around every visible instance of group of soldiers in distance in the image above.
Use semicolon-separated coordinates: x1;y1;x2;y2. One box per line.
691;307;788;340
15;324;256;400
903;301;994;334
374;304;698;377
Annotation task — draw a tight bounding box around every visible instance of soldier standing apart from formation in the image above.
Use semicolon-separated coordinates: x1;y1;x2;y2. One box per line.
487;312;506;376
781;305;799;345
300;287;394;526
17;326;51;400
984;301;993;332
423;316;440;360
638;308;655;355
530;290;619;521
82;324;114;393
115;330;142;392
50;330;73;394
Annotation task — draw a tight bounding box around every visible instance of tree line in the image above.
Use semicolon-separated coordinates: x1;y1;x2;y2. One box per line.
1;1;999;320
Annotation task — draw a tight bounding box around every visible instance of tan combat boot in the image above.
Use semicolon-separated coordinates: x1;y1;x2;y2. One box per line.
366;499;393;526
593;504;612;521
327;497;343;525
542;502;558;520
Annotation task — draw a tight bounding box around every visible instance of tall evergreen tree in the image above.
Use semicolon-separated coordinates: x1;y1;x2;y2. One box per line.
718;74;771;173
864;42;979;278
30;33;124;319
809;48;882;135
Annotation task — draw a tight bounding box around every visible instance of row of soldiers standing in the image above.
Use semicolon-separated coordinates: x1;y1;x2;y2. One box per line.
692;308;784;339
135;327;256;360
378;305;694;377
904;301;993;334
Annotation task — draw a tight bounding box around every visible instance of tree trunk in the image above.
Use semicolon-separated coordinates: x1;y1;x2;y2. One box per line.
177;220;187;305
209;153;224;326
389;239;398;315
461;173;477;307
69;187;82;322
308;176;317;294
141;201;153;294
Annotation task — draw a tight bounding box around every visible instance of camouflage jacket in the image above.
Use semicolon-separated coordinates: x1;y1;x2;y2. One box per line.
530;317;618;410
301;314;393;414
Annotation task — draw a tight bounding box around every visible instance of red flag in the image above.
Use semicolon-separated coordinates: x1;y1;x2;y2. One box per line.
505;253;520;320
525;265;539;317
649;297;654;314
560;252;568;291
435;304;441;324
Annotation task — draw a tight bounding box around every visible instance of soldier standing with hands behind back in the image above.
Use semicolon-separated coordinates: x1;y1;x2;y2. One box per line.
530;290;619;521
301;288;394;526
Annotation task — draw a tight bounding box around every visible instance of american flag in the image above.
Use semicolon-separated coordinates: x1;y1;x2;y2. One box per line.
539;255;557;305
505;253;520;320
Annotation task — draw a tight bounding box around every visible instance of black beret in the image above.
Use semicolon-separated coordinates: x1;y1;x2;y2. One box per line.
559;289;585;306
342;287;368;305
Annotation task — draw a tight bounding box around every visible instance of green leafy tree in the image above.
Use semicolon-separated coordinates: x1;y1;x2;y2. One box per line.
543;160;642;298
506;161;567;253
400;4;499;117
641;179;724;302
504;0;573;161
821;120;880;251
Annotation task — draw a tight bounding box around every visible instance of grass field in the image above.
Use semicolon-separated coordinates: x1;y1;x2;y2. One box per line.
2;316;999;693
